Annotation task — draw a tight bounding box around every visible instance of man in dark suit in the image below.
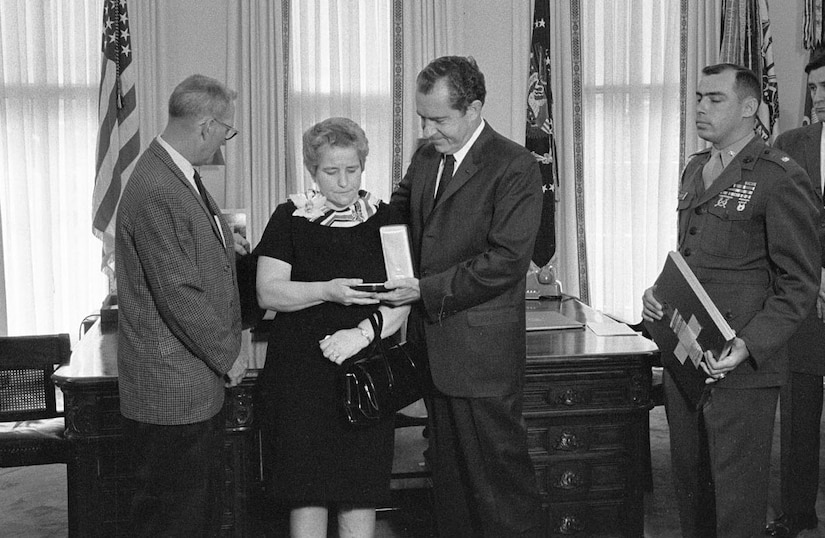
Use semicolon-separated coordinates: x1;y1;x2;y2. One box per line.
116;74;248;537
381;56;544;537
643;64;821;538
765;52;825;538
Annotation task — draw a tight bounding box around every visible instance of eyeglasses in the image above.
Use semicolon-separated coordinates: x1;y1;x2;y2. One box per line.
211;117;238;141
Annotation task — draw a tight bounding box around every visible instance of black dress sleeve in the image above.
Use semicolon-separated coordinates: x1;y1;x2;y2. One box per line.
253;202;296;265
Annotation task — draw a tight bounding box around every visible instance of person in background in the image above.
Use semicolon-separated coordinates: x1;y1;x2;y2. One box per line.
764;52;825;538
116;74;248;537
642;63;821;537
378;55;544;537
254;117;410;538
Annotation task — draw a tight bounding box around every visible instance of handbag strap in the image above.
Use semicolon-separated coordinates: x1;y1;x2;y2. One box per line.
366;310;395;388
367;310;384;353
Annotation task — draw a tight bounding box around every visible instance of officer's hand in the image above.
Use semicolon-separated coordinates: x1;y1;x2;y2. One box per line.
702;337;748;384
641;286;663;322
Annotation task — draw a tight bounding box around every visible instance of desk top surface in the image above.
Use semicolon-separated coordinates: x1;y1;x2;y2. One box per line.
54;298;657;385
526;297;658;361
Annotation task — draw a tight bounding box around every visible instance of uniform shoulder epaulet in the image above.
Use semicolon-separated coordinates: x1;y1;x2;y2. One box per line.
757;145;794;169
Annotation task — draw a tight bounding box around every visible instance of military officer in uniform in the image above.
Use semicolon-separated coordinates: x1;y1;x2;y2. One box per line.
642;63;821;538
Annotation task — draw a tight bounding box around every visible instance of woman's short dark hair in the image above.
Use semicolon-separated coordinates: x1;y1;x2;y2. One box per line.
702;63;762;104
168;74;236;120
302;117;369;176
416;56;486;112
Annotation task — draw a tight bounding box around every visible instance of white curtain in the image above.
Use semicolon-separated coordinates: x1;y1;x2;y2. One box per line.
225;0;287;245
549;0;584;302
0;0;107;336
399;1;456;181
288;0;394;202
579;0;681;322
225;0;288;369
683;0;723;160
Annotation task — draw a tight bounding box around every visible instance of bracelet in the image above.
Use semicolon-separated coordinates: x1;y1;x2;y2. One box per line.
357;326;373;343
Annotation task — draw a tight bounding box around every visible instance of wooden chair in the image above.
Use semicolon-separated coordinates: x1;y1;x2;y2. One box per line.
0;333;72;467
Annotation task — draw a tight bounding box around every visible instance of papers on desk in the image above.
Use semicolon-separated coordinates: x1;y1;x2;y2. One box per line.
582;309;639;336
586;320;639;336
526;310;585;331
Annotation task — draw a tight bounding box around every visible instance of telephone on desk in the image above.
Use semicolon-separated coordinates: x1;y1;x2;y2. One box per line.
526;262;562;299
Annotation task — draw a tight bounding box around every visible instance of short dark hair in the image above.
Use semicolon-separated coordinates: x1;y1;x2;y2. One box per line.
416;56;486;112
805;50;825;74
302;117;369;176
702;63;761;103
168;74;237;120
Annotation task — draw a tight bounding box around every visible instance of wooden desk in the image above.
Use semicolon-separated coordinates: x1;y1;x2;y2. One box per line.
525;298;658;537
52;322;260;537
54;299;657;537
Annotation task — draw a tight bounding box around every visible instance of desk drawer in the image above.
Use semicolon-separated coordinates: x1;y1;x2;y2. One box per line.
545;499;627;537
527;419;628;457
534;457;626;501
524;368;650;412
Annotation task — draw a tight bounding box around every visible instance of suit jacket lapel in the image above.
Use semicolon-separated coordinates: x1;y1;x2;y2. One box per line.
429;123;492;214
422;154;440;220
150;140;226;250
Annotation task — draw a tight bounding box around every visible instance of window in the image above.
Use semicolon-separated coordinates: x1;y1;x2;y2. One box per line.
287;0;393;202
581;0;681;321
0;0;107;336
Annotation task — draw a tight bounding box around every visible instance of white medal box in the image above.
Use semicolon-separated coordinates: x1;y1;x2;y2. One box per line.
380;224;415;280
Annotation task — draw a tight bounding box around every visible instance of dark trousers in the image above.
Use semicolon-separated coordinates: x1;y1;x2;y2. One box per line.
426;388;543;538
122;410;226;538
779;371;824;518
664;370;778;538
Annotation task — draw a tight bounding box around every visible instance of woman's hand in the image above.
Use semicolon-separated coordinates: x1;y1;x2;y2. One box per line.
319;328;372;365
323;279;380;306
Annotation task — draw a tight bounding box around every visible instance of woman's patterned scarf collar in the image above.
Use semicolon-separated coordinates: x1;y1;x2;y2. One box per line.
290;189;381;227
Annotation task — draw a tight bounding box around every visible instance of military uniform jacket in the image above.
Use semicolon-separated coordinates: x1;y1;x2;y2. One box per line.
676;136;821;388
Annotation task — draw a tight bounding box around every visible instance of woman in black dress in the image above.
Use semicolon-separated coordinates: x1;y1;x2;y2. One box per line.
255;117;410;537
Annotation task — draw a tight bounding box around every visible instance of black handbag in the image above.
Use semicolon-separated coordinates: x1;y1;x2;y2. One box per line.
340;311;428;426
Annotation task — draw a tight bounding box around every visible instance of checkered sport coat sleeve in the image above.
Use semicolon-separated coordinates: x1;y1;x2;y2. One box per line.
115;139;242;425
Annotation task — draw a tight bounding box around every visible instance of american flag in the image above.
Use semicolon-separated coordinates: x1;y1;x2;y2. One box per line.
92;0;140;278
720;0;779;141
525;0;559;267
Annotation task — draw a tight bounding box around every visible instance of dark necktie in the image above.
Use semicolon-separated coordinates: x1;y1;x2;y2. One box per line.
194;170;227;247
193;170;215;215
434;154;455;203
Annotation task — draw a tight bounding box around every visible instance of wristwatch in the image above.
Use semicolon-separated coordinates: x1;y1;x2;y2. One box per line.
357;326;373;343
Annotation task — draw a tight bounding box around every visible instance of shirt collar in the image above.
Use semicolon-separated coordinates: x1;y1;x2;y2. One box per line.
449;119;486;169
712;133;755;168
156;135;197;188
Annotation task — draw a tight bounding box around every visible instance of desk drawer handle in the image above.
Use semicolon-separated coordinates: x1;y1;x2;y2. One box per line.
554;514;585;534
553;469;583;490
553;431;582;451
554;388;583;407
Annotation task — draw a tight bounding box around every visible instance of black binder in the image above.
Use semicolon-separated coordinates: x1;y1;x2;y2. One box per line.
643;251;736;408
